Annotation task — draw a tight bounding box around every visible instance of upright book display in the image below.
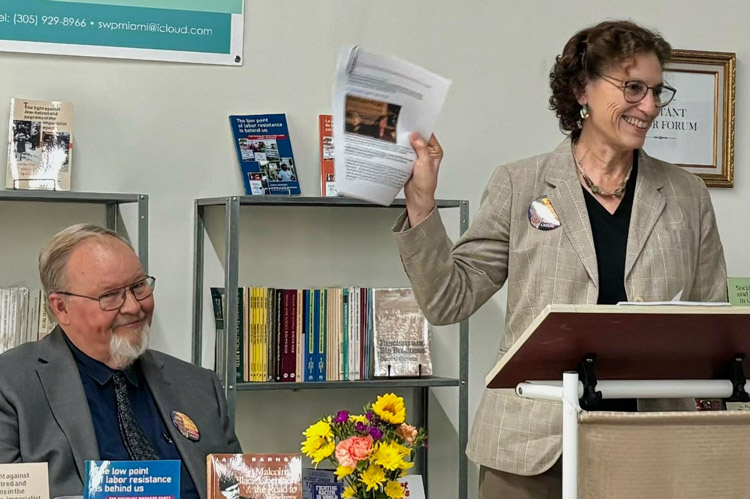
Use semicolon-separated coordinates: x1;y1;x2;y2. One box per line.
6;98;74;191
229;114;301;196
191;196;469;499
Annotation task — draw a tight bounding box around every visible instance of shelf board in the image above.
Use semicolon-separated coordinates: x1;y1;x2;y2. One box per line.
235;376;460;391
196;196;464;209
0;190;144;204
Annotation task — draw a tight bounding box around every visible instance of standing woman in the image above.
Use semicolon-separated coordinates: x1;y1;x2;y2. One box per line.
393;20;727;498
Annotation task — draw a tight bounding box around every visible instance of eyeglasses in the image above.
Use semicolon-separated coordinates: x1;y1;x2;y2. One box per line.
599;75;676;108
56;276;156;311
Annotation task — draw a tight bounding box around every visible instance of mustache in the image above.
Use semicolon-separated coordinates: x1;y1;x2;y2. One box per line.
111;313;148;329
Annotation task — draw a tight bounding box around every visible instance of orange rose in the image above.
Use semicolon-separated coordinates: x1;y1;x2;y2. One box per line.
397;424;418;445
335;436;374;468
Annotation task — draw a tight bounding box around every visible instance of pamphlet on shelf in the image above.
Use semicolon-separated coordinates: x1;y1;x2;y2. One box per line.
229;114;301;196
6;98;73;190
332;46;451;206
319;114;337;197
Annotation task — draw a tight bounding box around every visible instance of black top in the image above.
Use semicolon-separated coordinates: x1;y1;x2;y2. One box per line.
582;152;639;411
63;332;199;499
583;152;639;305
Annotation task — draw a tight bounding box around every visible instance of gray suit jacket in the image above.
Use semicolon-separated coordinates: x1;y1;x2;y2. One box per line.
0;327;241;498
394;138;727;475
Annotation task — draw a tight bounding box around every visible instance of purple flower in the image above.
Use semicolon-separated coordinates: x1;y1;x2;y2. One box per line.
355;422;367;433
333;410;349;423
365;412;374;421
369;427;383;440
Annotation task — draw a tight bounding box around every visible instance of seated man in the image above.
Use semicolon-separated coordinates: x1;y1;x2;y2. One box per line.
0;224;242;498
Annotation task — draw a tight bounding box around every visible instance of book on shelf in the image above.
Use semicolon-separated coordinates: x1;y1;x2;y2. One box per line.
207;453;302;499
6;98;73;191
0;287;55;354
84;460;180;499
0;462;49;499
210;287;226;378
318;114;336;197
216;287;433;383
372;288;432;377
229;114;301;196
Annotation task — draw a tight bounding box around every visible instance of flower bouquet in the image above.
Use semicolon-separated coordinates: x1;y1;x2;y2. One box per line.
301;393;427;499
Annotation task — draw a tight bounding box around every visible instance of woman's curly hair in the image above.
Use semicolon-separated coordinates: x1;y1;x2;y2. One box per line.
549;20;672;140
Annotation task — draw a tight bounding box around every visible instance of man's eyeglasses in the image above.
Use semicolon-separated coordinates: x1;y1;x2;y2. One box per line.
55;276;156;311
599;75;676;108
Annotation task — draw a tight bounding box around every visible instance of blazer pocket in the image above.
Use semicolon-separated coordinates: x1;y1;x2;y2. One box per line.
639;228;696;295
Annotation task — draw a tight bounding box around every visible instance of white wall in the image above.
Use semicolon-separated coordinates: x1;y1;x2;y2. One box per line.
1;2;749;498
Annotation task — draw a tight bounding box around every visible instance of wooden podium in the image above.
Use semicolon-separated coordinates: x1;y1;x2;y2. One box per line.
486;304;750;499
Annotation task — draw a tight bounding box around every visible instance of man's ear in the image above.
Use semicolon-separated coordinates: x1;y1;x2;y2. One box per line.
48;294;71;326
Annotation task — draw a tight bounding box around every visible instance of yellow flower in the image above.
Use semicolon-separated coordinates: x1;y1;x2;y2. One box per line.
385;480;405;499
303;420;333;440
335;465;354;480
372;441;412;471
342;485;357;498
398;460;414;471
361;463;386;491
372;393;406;425
349;414;367;424
301;436;335;465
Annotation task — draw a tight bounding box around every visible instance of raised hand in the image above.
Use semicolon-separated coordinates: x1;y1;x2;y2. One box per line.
404;133;443;227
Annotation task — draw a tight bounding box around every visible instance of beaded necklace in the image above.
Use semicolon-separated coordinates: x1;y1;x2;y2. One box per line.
572;146;633;198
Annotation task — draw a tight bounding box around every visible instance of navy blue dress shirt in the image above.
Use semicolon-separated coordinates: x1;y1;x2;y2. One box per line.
64;333;199;499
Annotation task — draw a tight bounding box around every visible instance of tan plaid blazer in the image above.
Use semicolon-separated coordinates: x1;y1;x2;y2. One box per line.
393;138;727;475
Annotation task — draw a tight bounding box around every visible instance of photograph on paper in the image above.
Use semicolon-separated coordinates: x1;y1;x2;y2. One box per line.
333;46;451;206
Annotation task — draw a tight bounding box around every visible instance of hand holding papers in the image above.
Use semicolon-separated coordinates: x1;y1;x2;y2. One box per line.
333;46;451;206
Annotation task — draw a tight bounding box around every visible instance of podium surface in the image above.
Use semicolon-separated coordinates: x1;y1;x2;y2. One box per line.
486;304;750;389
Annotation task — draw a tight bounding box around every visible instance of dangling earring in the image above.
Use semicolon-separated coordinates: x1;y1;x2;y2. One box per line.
579;104;590;120
577;104;590;129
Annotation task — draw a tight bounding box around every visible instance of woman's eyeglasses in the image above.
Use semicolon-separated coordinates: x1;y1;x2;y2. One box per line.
599;75;676;108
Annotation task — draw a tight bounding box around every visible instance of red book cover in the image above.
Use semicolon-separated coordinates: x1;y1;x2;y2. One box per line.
281;289;298;381
319;115;336;196
207;453;303;499
274;289;284;382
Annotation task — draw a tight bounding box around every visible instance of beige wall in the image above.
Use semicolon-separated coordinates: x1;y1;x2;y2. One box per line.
1;2;748;498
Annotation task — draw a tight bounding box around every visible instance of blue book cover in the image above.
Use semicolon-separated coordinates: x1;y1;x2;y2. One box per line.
84;460;180;499
312;289;321;382
302;468;341;499
318;289;327;381
229;114;301;196
303;289;314;382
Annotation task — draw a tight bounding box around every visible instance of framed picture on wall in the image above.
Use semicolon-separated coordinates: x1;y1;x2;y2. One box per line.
645;49;736;187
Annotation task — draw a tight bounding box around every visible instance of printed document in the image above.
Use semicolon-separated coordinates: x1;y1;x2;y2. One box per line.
333;46;451;206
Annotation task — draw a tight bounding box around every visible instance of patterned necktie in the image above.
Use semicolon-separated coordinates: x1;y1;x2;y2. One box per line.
112;371;159;460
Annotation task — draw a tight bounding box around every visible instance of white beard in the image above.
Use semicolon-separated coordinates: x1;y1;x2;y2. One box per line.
109;323;149;369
